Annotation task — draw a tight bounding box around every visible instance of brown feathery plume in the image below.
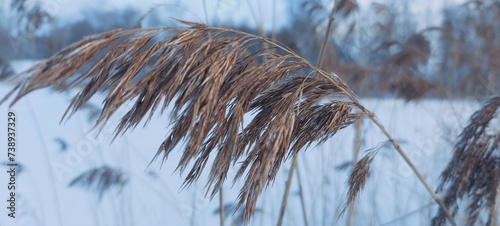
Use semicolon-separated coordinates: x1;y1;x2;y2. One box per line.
432;96;500;226
340;149;375;217
1;20;458;224
69;166;129;200
339;141;387;219
0;20;364;222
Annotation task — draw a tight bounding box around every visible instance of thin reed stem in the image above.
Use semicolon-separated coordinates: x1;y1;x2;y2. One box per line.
278;2;339;225
348;118;363;226
311;68;457;225
26;99;64;226
202;0;209;25
365;114;457;226
493;195;499;226
219;188;225;226
277;155;298;226
316;1;338;69
277;1;338;224
295;159;309;226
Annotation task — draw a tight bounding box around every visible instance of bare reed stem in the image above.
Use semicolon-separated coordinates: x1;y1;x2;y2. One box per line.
277;155;297;226
278;2;339;224
295;160;309;226
278;1;335;226
316;1;338;69
493;196;499;226
348;118;363;226
366;114;457;226
219;188;225;226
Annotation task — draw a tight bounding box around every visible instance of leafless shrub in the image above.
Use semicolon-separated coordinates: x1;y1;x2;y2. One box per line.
69;166;129;200
433;96;500;225
1;20;364;221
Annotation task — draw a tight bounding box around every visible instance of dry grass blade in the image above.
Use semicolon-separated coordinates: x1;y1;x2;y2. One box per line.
1;20;363;222
69;166;129;199
433;96;500;226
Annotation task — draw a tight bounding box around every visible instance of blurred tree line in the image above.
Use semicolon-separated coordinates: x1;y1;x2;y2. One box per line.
0;0;498;99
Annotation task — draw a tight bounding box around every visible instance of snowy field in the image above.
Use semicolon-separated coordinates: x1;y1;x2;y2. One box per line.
0;60;489;226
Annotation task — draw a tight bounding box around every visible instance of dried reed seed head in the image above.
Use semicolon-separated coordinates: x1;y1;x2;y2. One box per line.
1;21;364;222
433;96;500;226
340;148;378;218
339;140;392;219
69;166;129;199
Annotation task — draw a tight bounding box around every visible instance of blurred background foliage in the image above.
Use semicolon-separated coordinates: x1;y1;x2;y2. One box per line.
0;0;498;100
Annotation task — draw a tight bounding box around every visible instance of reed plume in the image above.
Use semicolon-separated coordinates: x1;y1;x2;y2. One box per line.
1;20;364;221
433;96;500;225
1;19;459;224
340;147;377;217
69;166;129;199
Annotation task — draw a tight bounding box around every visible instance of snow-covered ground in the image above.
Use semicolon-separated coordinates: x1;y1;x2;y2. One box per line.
0;60;489;226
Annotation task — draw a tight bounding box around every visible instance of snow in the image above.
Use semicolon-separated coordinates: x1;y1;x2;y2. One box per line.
0;60;487;226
